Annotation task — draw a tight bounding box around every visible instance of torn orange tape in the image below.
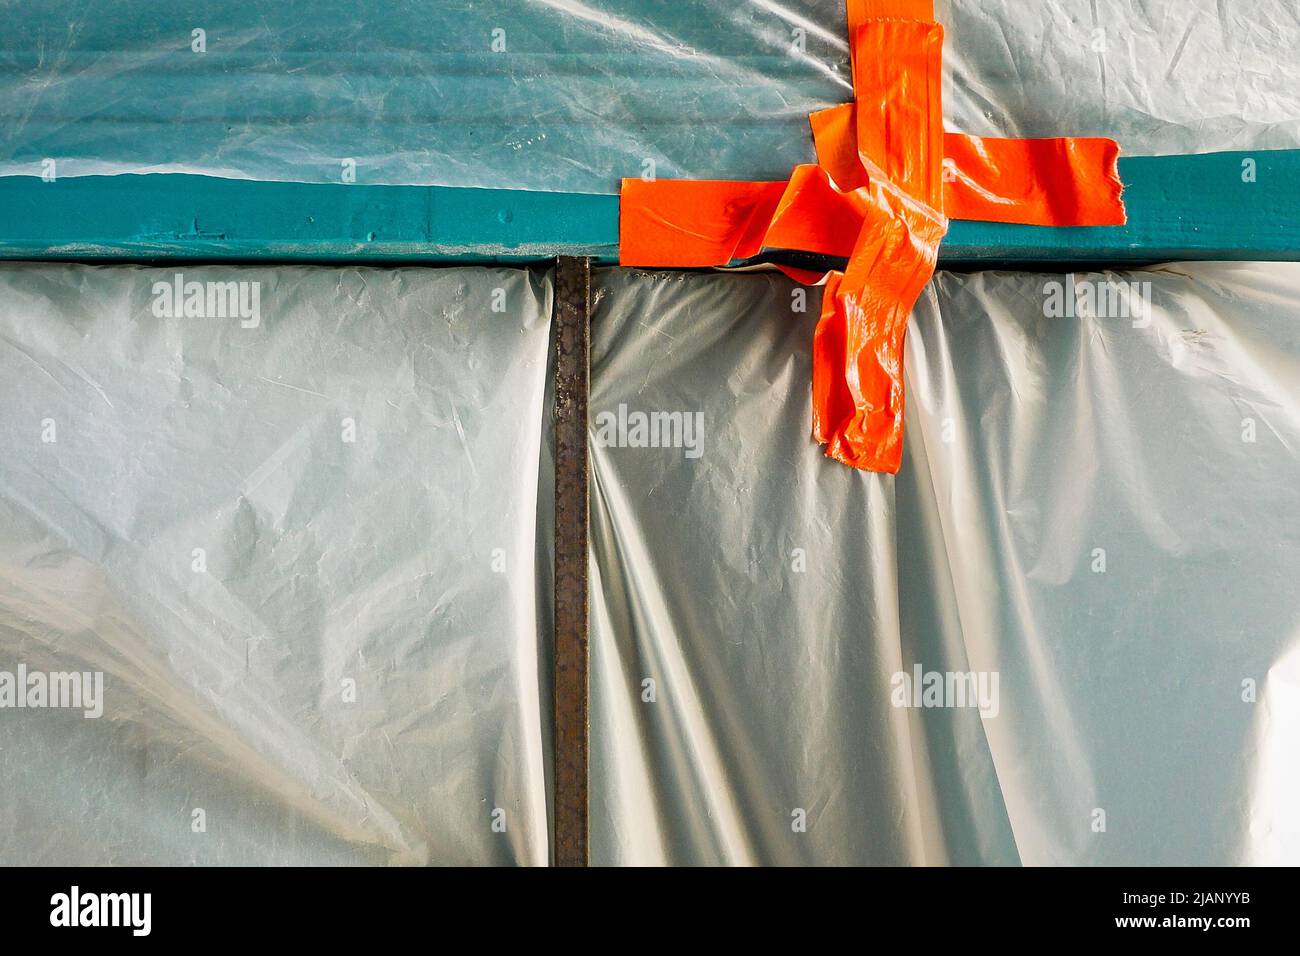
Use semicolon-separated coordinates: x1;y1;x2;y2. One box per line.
618;0;1126;473
847;0;936;23
942;132;1126;226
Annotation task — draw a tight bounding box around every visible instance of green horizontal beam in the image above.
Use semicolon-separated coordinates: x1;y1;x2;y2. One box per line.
0;150;1297;265
0;173;620;264
943;149;1300;265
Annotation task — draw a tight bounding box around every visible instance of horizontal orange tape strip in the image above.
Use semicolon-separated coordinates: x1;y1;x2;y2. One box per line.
618;178;786;267
621;170;874;267
623;123;1125;267
812;103;1125;227
619;131;1126;267
942;132;1126;226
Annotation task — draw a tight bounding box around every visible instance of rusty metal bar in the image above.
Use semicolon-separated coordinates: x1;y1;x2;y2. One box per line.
552;255;591;867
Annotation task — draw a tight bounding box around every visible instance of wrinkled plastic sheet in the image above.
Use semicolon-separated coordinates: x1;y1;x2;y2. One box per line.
0;263;553;865
2;1;1297;191
589;269;909;864
4;260;1300;866
590;263;1300;865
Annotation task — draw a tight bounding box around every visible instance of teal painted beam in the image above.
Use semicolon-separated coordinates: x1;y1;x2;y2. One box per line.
0;150;1297;265
0;173;620;264
943;150;1300;265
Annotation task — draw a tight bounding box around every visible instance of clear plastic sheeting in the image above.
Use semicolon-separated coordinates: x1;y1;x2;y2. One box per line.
898;263;1300;865
0;263;553;865
3;1;1297;193
938;0;1300;157
588;269;915;865
0;1;848;190
590;263;1300;865
4;261;1298;867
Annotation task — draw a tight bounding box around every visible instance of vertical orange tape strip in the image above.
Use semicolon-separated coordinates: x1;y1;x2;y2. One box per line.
849;20;946;209
810;14;946;473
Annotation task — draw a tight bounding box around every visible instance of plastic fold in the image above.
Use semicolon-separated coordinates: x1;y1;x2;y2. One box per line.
591;262;1300;865
4;261;1299;865
0;264;554;865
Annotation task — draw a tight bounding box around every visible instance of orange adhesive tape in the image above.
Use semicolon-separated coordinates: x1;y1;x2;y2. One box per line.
617;0;1127;473
809;12;946;472
849;20;947;210
621;167;870;267
942;133;1126;226
811;104;1126;227
618;178;786;267
623;124;1128;260
847;0;936;24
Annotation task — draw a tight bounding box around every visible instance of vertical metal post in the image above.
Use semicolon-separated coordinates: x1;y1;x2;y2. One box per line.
553;256;590;867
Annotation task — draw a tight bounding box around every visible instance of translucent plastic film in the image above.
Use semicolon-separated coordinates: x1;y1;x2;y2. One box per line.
588;268;912;864
0;264;553;865
590;263;1300;865
939;0;1300;157
2;1;1297;191
5;261;1299;866
897;263;1300;865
